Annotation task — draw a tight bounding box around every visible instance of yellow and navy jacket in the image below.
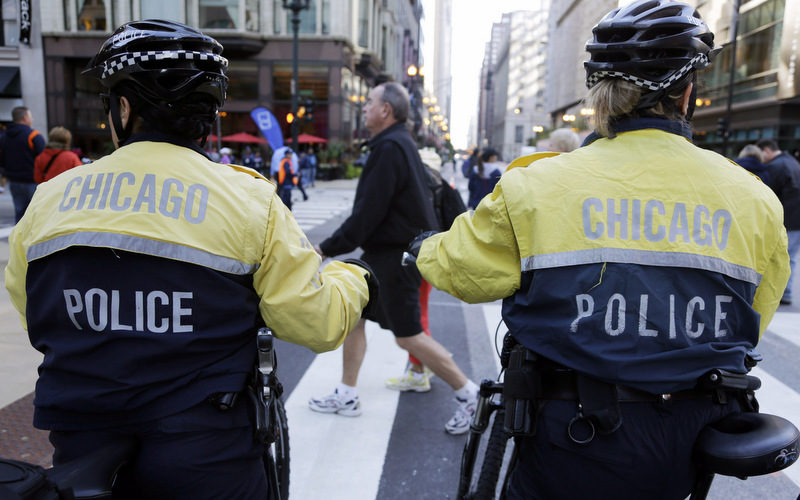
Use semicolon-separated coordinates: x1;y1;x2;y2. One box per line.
418;119;789;394
5;133;368;430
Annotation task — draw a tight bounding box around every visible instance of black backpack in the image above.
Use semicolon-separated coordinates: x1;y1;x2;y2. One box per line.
424;165;467;231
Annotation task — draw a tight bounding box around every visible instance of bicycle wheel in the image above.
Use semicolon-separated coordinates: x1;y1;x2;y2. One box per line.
473;408;510;500
265;397;290;500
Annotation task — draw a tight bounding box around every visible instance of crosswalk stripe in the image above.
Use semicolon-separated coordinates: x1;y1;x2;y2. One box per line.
285;321;406;500
766;312;800;349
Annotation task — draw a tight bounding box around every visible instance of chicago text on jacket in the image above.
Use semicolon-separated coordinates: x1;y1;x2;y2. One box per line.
582;198;732;250
58;172;209;223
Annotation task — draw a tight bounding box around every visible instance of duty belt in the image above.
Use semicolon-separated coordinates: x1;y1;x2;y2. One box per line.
539;370;713;403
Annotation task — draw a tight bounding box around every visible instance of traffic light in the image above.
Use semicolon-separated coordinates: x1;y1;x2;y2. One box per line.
304;99;314;121
286;112;295;124
717;117;728;138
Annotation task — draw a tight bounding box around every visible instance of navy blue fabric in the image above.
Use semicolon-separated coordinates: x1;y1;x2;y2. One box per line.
505;398;740;500
0;122;45;182
581;117;693;147
49;400;267;499
735;156;770;184
504;263;759;394
8;181;37;222
26;246;262;430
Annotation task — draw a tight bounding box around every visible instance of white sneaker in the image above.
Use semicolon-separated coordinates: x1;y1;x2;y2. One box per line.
308;389;362;417
385;368;431;392
445;396;477;435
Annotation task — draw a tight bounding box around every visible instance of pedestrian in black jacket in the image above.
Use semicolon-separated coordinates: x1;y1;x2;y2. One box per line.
758;139;800;304
0;106;45;222
310;81;480;435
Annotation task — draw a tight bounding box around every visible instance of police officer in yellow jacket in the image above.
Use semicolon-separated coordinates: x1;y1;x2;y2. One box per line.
415;2;789;498
4;20;373;499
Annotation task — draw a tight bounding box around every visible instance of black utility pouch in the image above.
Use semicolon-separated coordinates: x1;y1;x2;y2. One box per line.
575;374;622;435
503;345;539;437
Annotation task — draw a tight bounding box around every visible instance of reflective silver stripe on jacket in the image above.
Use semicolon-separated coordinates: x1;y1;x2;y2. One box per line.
521;248;762;286
26;231;258;275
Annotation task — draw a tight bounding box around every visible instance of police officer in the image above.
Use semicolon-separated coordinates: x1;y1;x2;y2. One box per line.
5;20;373;499
413;1;789;498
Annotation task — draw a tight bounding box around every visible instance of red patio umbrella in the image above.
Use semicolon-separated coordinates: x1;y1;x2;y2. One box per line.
287;133;328;144
221;132;268;144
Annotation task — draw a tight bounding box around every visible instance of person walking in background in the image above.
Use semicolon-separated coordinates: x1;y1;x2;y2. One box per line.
466;148;503;209
34;126;84;183
219;146;232;163
278;148;299;210
307;148;318;187
309;81;480;435
735;144;769;184
253;149;264;175
0;106;45;222
758;139;800;305
548;127;581;153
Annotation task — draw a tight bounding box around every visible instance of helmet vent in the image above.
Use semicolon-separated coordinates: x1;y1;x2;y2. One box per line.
631;1;660;17
648;6;684;19
595;28;636;44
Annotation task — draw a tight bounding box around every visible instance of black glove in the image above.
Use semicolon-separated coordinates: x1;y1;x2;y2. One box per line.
342;258;380;319
407;230;438;259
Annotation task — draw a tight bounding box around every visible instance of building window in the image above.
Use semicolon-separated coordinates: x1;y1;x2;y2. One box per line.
358;0;368;47
246;0;259;32
515;125;523;144
321;0;330;34
77;0;109;31
285;0;317;34
273;0;281;33
140;1;183;22
199;0;238;29
381;25;387;67
227;61;259;100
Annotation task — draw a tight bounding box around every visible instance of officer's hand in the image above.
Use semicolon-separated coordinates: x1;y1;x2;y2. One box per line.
342;258;380;319
408;231;438;258
314;244;326;258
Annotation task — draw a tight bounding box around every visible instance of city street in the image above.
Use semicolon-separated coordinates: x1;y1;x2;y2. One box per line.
0;175;799;499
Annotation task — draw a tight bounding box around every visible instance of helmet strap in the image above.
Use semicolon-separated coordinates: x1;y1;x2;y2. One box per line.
685;73;699;120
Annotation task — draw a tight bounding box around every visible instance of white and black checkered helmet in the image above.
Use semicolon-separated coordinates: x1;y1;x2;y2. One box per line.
584;0;719;95
83;19;228;106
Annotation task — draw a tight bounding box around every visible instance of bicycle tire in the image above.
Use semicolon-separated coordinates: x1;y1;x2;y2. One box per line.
265;397;290;500
473;408;509;500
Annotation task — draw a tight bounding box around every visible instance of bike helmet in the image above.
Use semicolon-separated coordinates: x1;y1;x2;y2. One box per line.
83;19;228;106
584;0;719;105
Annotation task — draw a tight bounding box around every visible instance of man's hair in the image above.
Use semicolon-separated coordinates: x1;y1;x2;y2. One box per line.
585;79;687;138
549;128;580;152
47;126;72;148
756;139;779;152
11;106;29;123
738;144;763;161
378;82;409;124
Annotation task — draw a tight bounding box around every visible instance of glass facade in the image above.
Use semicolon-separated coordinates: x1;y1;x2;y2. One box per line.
199;0;238;29
699;0;785;107
77;0;109;31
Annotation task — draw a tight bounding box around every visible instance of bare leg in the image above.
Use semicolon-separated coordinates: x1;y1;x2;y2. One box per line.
396;332;467;390
342;318;367;387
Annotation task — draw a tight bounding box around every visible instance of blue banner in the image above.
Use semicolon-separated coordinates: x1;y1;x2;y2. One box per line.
250;107;284;150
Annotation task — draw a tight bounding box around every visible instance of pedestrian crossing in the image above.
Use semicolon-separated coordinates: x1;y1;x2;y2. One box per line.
289;188;354;232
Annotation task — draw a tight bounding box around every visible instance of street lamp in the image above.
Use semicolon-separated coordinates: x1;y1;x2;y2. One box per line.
282;0;311;150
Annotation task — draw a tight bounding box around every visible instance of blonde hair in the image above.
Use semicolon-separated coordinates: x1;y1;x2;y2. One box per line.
47;126;72;149
738;144;763;162
585;79;687;138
